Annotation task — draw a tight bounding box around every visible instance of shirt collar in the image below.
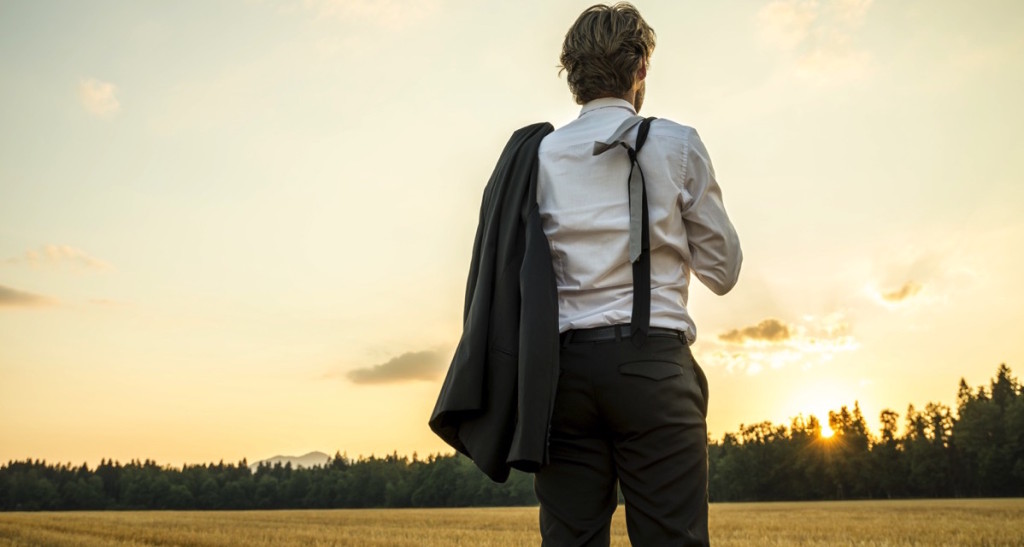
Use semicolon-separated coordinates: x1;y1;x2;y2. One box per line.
579;97;636;118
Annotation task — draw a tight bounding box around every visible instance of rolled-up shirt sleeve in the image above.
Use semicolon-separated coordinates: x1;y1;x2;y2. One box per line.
680;130;742;295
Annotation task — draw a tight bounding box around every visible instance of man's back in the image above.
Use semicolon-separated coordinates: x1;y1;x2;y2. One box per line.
537;97;741;343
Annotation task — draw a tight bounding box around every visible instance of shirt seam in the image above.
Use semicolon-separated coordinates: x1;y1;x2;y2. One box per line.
677;129;694;212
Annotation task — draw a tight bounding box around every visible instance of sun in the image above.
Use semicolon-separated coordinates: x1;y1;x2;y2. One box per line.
820;424;835;439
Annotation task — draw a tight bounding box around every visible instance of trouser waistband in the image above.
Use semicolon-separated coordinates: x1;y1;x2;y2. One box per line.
560;324;687;345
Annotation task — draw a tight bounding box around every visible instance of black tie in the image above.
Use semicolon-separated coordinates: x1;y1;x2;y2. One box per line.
592;116;657;347
625;117;655;347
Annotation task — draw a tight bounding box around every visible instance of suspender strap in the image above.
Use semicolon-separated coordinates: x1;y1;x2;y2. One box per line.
593;116;657;347
629;117;655;347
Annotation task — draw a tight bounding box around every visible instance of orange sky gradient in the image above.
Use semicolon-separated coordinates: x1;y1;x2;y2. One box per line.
1;0;1023;467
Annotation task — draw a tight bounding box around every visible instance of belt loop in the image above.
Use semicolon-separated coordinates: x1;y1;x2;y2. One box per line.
614;325;622;343
562;330;573;348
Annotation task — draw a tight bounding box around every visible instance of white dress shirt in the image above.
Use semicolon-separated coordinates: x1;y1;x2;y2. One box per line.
536;97;742;343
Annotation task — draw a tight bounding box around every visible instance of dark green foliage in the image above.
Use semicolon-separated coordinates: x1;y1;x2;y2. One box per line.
708;363;1024;501
2;364;1021;510
0;452;537;511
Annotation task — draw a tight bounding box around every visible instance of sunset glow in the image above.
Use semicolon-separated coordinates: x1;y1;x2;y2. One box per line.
1;1;1022;467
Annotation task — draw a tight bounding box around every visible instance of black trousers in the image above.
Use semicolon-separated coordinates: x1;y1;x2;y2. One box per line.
535;330;710;547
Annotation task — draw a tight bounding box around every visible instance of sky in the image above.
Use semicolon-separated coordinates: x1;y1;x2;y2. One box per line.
1;0;1022;468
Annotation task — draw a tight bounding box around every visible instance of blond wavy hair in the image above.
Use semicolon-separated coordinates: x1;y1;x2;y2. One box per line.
558;2;656;105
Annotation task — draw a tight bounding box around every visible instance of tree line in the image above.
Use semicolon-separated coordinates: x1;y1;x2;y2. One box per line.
709;363;1023;501
2;364;1021;511
0;452;535;511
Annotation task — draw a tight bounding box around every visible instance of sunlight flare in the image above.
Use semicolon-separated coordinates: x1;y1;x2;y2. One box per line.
820;424;835;439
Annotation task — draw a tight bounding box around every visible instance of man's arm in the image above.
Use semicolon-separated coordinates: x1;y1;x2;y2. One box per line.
681;130;742;295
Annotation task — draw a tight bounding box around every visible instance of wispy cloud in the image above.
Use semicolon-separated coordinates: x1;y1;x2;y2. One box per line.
719;318;792;344
757;0;818;51
757;0;873;81
78;78;120;117
700;313;858;375
298;0;439;29
342;349;446;385
880;281;922;303
0;284;58;308
865;246;980;310
2;244;113;271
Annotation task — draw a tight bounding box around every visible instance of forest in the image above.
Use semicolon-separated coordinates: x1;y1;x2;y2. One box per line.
2;364;1021;510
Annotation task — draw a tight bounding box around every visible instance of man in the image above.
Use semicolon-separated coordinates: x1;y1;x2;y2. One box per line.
534;3;741;546
430;2;741;545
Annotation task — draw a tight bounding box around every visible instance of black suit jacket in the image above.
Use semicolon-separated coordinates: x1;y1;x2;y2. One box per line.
428;122;560;482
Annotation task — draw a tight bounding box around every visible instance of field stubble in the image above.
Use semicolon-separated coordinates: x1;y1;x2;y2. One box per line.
1;499;1022;546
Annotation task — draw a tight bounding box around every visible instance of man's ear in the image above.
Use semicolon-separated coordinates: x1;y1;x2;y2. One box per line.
637;59;647;81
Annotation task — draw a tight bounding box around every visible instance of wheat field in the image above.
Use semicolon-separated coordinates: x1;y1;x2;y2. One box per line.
1;499;1022;546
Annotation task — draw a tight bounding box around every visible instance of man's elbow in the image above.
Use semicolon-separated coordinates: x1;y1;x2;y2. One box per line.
703;269;739;295
697;245;742;295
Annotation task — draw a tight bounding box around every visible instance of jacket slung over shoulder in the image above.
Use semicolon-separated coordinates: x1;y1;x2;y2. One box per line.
429;122;560;483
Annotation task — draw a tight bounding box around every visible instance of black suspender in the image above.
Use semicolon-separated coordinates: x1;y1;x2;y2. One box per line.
626;117;656;347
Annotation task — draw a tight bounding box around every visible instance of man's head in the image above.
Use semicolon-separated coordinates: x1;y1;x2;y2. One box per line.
558;2;656;110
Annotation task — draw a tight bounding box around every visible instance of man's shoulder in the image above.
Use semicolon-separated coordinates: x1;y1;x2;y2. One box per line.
509;122;555;144
647;116;698;144
494;122;554;160
477;122;552;176
534;112;704;159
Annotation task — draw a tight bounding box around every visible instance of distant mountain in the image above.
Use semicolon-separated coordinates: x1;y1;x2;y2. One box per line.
250;451;332;471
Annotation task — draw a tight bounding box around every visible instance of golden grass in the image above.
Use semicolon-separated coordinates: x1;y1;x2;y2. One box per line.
1;499;1022;546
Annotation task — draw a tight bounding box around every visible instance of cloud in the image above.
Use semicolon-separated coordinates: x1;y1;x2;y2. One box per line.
719;318;792;344
881;281;921;303
701;313;858;375
757;0;818;51
299;0;439;29
757;0;873;81
78;78;120;117
865;246;978;310
344;350;446;384
0;284;58;308
2;244;113;271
